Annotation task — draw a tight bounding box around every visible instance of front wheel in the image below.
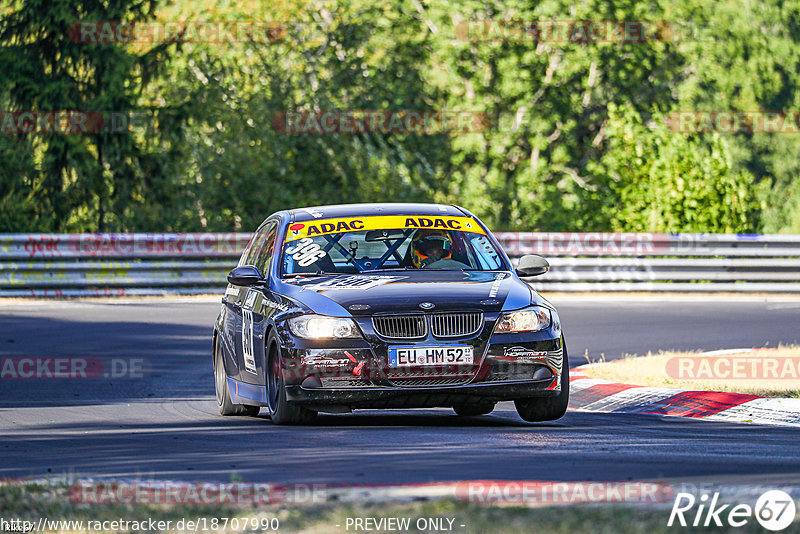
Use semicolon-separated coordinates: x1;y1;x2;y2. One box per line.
266;331;317;425
214;336;260;417
514;339;569;422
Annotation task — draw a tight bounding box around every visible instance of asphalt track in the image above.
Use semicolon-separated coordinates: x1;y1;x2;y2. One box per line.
1;295;799;486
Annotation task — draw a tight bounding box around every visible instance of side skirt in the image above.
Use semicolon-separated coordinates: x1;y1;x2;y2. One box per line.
227;377;268;406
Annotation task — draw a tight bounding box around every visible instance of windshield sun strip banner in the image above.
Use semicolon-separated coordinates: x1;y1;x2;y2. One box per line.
284;215;486;242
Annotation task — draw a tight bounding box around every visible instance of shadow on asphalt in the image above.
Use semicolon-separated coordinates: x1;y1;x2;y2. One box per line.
0;314;213;408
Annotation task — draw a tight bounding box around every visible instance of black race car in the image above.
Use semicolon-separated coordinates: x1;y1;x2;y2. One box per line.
213;203;568;424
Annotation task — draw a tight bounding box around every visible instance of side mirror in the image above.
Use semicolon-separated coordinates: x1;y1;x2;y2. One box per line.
515;255;550;277
227;265;265;287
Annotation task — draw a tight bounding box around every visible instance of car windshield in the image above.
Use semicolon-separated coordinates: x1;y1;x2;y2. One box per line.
281;215;505;275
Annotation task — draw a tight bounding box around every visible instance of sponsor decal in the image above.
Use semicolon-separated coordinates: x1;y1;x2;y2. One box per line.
285;237;327;266
302;207;324;219
488;272;507;298
284;215;486;242
224;286;239;297
504;346;547;360
261;299;289;313
244;289;259;310
242;310;257;374
303;275;405;291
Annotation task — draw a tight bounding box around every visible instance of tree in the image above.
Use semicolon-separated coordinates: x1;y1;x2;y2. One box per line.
0;0;181;231
590;104;762;232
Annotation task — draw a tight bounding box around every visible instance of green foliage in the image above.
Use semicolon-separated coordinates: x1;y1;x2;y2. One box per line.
591;105;762;233
0;0;183;231
0;0;796;233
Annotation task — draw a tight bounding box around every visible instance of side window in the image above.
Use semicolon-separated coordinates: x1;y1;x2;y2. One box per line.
238;223;272;268
469;235;502;270
237;234;258;267
254;222;278;276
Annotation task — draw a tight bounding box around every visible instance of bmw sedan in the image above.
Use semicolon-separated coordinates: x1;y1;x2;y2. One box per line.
213;203;568;424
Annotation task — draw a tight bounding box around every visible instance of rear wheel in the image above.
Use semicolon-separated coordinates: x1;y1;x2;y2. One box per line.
453;402;496;417
266;331;317;425
514;339;569;422
214;336;260;416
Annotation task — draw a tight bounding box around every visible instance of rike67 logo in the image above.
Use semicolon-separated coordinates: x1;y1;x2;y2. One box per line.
668;490;796;531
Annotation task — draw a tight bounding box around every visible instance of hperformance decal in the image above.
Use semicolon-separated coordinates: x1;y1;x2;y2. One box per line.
285;215;486;242
261;298;289;313
504;346;547;360
303;275;406;291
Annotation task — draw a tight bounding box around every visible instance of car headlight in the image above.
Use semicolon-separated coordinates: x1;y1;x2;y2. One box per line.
288;315;361;339
493;306;551;333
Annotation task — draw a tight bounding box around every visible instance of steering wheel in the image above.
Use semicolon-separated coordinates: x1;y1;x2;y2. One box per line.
424;258;470;269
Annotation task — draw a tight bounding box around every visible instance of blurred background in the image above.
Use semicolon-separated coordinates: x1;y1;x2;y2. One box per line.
1;0;797;234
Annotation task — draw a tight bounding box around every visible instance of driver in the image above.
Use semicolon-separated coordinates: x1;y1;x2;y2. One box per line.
410;229;453;268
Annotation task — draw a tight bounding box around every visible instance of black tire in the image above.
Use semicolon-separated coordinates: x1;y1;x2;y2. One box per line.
266;331;317;425
214;335;260;417
453;402;496;417
514;339;569;422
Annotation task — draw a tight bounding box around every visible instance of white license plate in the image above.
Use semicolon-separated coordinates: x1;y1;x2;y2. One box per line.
388;346;474;366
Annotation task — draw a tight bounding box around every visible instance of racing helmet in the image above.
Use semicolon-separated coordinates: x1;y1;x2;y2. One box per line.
410;229;452;268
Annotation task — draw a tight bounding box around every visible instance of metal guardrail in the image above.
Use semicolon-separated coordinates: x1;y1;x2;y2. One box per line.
0;232;798;296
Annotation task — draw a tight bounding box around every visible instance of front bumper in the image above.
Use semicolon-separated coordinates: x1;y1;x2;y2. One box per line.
272;311;565;409
280;337;564;409
286;378;559;409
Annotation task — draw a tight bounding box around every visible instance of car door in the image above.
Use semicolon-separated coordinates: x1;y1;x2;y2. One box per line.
220;231;261;382
227;225;269;381
238;220;279;386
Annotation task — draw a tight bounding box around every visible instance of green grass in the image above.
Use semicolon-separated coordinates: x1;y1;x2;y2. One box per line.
1;482;795;533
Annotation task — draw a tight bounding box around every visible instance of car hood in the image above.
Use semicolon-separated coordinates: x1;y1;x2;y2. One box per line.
278;270;540;316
